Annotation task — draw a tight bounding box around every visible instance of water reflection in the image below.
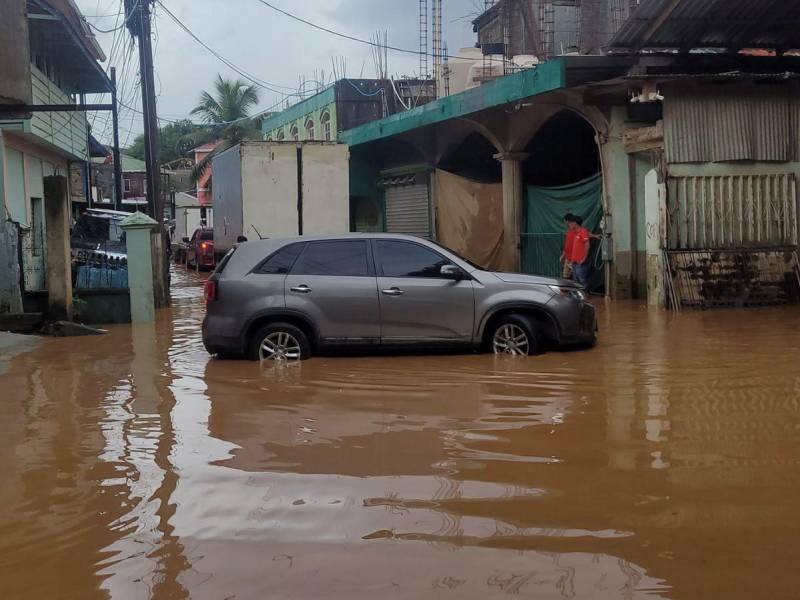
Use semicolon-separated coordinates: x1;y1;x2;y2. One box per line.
1;268;800;598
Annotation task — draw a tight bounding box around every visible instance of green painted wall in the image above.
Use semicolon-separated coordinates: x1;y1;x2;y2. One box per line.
261;86;338;142
349;153;383;232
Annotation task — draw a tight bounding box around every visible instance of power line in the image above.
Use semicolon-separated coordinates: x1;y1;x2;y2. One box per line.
155;0;302;96
251;0;462;60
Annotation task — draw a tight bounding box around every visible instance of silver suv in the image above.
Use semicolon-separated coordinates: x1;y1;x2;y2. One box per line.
202;234;596;361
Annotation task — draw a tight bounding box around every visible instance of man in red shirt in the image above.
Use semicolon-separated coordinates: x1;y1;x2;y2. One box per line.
561;214;592;289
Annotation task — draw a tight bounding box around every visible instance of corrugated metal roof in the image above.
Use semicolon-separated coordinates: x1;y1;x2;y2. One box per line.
609;0;800;54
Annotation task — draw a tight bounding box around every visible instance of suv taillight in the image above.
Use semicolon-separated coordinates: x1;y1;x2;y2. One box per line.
203;279;217;306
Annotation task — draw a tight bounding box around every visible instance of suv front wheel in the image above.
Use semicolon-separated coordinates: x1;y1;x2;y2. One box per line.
248;323;311;361
489;315;541;357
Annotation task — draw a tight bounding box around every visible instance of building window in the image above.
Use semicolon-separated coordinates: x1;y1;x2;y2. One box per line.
265;134;273;141
305;118;315;140
276;129;285;141
290;124;299;141
321;111;332;141
123;178;131;192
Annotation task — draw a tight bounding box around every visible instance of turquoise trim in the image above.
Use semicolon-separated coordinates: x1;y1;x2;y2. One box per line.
340;60;567;147
260;86;336;135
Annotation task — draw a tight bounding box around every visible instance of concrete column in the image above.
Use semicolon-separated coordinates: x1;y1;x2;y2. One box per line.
644;169;667;307
121;211;158;323
599;107;634;299
494;152;529;272
43;176;72;321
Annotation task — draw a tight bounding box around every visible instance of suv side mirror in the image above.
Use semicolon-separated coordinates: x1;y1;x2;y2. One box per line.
182;237;190;243
440;264;464;280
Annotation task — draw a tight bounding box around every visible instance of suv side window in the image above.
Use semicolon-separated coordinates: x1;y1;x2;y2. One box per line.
375;240;451;278
256;243;305;274
292;240;370;277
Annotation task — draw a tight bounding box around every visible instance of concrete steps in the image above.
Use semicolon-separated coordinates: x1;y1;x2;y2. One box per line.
0;313;44;334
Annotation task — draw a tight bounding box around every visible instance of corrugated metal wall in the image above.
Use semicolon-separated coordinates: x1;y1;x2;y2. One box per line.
664;84;799;164
666;173;799;249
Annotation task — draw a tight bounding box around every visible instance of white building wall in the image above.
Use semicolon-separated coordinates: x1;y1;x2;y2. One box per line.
301;143;349;235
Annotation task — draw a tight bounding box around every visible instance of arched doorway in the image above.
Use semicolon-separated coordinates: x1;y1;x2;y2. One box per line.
520;110;604;292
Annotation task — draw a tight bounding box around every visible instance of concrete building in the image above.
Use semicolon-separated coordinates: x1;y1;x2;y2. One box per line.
91;153;149;211
341;0;800;307
0;0;112;319
473;0;639;61
261;79;434;144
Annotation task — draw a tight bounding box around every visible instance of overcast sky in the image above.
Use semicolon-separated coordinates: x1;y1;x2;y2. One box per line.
76;0;484;146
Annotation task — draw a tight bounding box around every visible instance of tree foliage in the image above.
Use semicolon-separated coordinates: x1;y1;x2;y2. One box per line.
188;75;261;181
125;119;216;164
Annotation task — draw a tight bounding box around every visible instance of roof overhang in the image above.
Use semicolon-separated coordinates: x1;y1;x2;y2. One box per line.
608;0;800;56
27;0;112;94
341;60;566;147
340;57;634;147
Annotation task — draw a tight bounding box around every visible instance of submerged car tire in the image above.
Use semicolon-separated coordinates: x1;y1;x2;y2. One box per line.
248;323;311;362
489;314;542;357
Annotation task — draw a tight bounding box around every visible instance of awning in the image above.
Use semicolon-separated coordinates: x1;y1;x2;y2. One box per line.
608;0;800;55
27;0;112;94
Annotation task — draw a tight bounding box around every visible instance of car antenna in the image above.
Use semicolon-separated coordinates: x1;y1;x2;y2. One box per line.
251;225;265;240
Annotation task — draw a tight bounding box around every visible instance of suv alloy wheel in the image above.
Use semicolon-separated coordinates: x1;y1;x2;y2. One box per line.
248;323;311;361
490;315;541;357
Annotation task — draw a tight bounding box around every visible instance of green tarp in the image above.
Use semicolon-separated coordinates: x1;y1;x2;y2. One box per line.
522;173;603;278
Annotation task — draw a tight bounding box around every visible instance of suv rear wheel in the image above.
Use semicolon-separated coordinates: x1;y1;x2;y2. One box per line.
248;323;311;361
490;315;541;357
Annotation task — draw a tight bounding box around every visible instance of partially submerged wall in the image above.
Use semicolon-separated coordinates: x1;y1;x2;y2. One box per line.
0;220;23;313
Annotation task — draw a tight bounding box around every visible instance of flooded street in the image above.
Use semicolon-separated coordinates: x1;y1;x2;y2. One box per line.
1;268;799;599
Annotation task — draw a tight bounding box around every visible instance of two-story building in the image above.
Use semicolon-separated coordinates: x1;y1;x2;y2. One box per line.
0;0;112;318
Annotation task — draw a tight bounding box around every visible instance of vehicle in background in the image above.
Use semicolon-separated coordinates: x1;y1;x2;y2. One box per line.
71;208;128;263
202;233;597;361
211;142;349;254
181;228;215;271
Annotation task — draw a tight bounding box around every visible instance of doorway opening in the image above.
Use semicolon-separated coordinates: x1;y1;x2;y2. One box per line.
521;111;604;293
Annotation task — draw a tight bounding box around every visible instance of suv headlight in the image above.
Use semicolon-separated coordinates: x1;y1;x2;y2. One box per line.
549;285;586;301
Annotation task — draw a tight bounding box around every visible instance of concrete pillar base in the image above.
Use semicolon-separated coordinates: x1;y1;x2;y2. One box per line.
121;211;158;324
43;176;73;321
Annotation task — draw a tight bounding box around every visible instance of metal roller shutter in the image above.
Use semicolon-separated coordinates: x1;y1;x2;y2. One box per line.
385;184;431;238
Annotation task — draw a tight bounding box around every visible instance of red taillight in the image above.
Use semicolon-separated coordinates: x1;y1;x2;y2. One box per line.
203;279;217;306
201;242;209;251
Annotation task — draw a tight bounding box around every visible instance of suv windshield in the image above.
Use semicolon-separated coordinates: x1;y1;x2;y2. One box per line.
428;241;483;271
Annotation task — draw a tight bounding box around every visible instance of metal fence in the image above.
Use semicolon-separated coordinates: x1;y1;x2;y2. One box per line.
665;248;800;310
19;227;46;292
666;174;799;250
72;247;128;290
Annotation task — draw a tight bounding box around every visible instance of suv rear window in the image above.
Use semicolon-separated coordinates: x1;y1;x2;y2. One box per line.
199;230;213;241
292;241;370;277
256;243;305;274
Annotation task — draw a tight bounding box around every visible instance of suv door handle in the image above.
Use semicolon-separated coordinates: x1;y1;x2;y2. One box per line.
381;287;404;296
290;285;312;294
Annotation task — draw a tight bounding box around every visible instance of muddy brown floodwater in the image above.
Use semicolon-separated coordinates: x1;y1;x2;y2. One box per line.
1;268;800;599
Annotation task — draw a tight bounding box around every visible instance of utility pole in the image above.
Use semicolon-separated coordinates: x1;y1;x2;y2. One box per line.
125;0;168;308
110;67;123;211
125;0;160;219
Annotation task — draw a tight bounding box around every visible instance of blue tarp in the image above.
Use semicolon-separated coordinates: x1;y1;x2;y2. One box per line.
75;266;128;290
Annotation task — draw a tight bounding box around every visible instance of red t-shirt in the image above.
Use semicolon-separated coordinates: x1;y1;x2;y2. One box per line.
565;227;590;264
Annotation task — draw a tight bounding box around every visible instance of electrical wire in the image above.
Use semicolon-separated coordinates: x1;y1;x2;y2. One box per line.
155;0;302;96
85;0;140;33
252;0;463;60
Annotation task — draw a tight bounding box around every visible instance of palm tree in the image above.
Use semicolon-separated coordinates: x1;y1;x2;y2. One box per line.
188;75;261;181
